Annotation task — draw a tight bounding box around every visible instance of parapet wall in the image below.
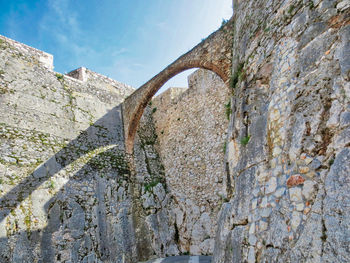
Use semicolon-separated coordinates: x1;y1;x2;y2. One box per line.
67;67;133;98
0;35;53;70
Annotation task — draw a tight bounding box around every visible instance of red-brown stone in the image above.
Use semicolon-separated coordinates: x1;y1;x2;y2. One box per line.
286;174;305;187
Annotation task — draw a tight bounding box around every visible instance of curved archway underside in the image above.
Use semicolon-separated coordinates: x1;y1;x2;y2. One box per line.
122;17;234;154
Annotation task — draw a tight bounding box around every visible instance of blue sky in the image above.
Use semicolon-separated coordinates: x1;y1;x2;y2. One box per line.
0;0;232;92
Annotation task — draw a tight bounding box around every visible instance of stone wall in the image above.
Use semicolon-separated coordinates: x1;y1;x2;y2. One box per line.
153;70;230;255
0;35;138;262
214;0;350;262
134;69;230;256
133;106;179;259
1;0;350;261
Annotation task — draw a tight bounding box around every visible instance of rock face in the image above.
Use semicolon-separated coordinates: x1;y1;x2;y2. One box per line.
213;0;350;262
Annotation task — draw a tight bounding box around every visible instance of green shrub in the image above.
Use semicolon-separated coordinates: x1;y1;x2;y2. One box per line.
144;178;162;192
221;19;228;26
49;180;55;189
55;73;64;81
230;63;245;90
225;101;232;120
288;4;295;14
240;135;250;146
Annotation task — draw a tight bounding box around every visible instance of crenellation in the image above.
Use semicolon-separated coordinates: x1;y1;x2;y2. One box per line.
66;67;88;82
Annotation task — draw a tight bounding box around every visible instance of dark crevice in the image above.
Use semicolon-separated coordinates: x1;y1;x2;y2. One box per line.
236;159;268;178
174;222;179;244
231;218;249;230
321;217;327;256
265;244;281;250
225;162;233;199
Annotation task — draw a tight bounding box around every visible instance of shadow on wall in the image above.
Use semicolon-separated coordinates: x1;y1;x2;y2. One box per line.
0;105;137;262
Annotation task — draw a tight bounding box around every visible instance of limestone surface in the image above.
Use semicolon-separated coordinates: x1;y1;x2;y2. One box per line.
213;0;350;262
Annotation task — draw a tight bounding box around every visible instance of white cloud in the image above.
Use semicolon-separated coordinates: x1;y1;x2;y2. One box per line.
38;0;101;70
111;48;128;57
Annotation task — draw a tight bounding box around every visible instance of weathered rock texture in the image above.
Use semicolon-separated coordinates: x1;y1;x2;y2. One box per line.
213;0;350;262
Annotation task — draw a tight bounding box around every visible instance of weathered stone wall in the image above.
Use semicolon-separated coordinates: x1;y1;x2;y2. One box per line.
214;0;350;262
0;35;138;262
134;69;230;256
153;70;230;255
133;106;179;259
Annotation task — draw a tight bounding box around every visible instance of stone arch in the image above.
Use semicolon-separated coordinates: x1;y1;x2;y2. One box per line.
126;63;228;154
122;17;234;154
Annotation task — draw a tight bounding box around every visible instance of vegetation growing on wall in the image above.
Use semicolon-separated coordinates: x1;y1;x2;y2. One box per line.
229;62;245;90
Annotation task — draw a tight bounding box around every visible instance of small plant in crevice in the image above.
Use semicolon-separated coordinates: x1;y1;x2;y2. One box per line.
144;178;162;193
49;180;55;190
225;100;232;120
308;1;314;9
264;26;271;33
152;107;157;113
328;158;334;166
223;141;227;153
229;62;245;90
240;135;250;146
55;73;64;81
221;18;228;27
148;101;152;106
288;4;295;14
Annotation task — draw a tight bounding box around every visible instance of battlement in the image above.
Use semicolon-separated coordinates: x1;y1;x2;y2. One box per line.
0;35;54;70
67;66;132;88
0;35;134;96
